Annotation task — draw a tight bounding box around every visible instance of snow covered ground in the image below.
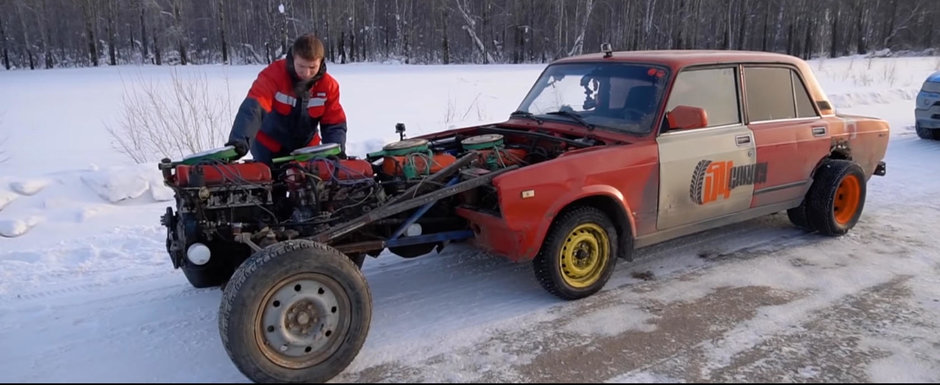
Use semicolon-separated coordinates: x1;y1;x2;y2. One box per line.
1;54;939;382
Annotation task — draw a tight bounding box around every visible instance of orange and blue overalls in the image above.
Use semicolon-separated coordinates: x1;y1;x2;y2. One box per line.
228;57;347;164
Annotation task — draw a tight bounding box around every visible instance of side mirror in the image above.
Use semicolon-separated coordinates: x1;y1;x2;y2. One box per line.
666;105;708;130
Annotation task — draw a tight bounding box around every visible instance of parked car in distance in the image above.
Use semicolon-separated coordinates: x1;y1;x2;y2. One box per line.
915;70;940;139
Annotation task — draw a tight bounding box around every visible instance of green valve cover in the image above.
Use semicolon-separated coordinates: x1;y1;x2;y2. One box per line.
180;145;239;165
273;143;342;163
461;134;504;150
382;138;430;156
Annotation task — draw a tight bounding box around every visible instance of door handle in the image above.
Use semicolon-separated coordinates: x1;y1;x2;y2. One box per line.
735;134;751;145
812;126;827;136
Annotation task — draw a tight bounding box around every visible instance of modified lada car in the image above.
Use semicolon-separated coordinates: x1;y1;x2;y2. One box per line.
159;48;889;383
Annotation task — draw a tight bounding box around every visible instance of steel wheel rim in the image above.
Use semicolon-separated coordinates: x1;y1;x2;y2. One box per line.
254;273;351;369
833;174;861;225
559;223;610;288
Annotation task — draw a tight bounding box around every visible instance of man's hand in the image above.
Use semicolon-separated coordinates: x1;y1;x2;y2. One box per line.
225;139;249;158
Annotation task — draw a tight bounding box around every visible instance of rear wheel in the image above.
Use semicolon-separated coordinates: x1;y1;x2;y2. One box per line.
219;240;372;383
915;122;937;140
805;160;867;236
786;203;811;231
533;206;618;300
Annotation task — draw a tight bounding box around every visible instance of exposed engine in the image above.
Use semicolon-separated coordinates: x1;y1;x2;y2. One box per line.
160;143;383;269
159;126;593;278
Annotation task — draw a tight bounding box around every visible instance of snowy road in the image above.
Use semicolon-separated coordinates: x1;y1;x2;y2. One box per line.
2;124;939;383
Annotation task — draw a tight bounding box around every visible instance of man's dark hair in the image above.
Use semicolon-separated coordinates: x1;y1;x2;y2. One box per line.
292;34;325;60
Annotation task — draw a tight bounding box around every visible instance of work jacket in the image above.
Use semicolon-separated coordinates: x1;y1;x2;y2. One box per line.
229;56;347;163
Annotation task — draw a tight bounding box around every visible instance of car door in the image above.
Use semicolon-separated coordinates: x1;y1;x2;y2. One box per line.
657;66;759;229
743;65;831;208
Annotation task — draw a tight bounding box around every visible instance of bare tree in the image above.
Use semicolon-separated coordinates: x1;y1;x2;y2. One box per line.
31;0;54;69
14;1;35;69
644;0;659;50
566;0;594;56
881;0;899;49
139;1;149;63
171;0;188;65
81;0;99;66
218;0;229;64
107;68;234;163
881;0;929;50
829;1;841;58
106;0;117;65
455;0;496;64
441;2;451;64
0;12;9;70
0;0;937;69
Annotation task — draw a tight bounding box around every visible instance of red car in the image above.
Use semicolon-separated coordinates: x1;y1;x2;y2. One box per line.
160;48;889;383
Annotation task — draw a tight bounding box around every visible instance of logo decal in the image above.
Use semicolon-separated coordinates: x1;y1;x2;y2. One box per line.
689;160;768;204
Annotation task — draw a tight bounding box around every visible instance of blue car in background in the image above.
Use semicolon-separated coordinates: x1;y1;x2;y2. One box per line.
916;71;940;140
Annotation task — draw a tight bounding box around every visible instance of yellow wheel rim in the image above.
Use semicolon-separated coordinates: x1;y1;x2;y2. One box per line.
833;174;861;225
558;223;610;289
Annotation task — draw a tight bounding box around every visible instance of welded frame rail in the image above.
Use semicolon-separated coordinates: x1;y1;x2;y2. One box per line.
311;165;517;244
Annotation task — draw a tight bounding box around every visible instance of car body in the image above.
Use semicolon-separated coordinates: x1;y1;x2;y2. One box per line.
915;70;940;139
444;50;889;264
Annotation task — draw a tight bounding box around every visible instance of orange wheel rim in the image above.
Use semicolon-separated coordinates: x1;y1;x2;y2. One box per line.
833;174;861;225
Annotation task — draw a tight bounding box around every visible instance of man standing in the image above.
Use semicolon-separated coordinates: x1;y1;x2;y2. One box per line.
227;34;347;164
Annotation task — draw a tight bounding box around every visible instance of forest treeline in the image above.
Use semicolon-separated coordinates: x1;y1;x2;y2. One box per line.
1;0;937;70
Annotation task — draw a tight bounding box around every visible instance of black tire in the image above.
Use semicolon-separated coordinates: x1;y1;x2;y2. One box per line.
915;122;937;140
347;252;366;269
804;160;867;236
219;240;372;383
786;203;811;231
181;242;251;288
533;206;618;300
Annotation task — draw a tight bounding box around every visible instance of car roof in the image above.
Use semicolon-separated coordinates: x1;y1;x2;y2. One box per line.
552;49;835;116
553;50;807;69
927;71;940;83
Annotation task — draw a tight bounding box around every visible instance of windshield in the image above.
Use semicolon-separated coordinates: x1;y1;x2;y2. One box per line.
516;62;670;135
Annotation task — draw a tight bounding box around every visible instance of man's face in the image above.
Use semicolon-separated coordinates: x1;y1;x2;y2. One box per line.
293;55;321;81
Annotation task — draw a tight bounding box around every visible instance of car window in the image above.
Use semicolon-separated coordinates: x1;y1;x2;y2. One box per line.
744;67;797;121
665;67;740;127
516;62;670;135
792;71;818;118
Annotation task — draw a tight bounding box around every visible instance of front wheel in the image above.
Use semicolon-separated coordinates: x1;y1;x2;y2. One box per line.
533;206;618;300
219;240;372;383
805;159;868;236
